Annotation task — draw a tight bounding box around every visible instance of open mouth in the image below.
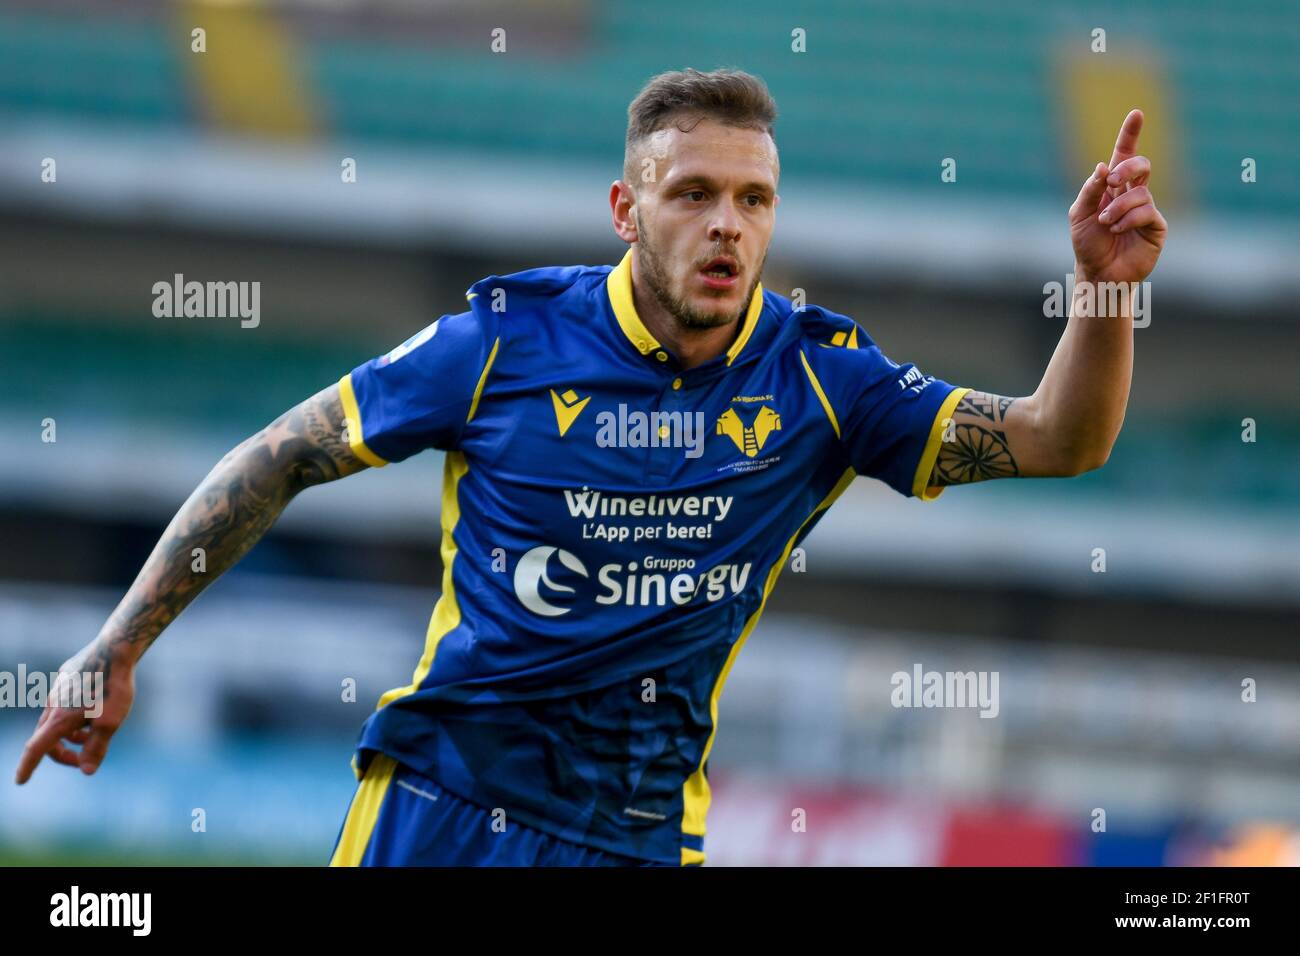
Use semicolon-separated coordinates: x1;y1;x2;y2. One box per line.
699;257;739;284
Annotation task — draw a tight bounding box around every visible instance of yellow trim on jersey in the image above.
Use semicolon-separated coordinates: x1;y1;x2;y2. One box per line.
329;753;398;866
911;386;972;501
375;450;469;711
680;466;857;864
338;372;389;468
607;250;660;355
798;349;841;439
606;249;763;363
367;336;494;713
818;326;860;350
468;337;500;423
725;279;765;366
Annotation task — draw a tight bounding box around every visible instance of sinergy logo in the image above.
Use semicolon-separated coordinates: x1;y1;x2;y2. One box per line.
513;546;751;616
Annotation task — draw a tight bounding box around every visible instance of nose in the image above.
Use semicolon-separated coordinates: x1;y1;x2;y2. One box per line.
708;205;742;246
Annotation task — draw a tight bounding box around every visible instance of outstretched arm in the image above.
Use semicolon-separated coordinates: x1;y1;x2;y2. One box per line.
14;382;367;783
924;108;1167;493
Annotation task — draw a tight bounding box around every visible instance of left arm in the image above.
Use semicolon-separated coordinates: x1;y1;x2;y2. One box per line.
926;108;1167;491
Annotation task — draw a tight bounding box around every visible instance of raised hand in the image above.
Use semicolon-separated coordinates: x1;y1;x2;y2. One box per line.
1069;109;1168;284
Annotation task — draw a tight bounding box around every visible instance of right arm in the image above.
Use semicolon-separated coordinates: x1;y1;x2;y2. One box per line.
14;382;367;783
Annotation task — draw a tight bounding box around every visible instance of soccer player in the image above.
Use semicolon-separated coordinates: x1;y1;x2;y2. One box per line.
14;68;1166;866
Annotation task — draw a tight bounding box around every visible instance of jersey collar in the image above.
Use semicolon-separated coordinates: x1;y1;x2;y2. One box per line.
606;248;764;366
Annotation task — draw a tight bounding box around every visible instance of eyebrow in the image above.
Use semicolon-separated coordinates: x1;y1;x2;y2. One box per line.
667;173;775;196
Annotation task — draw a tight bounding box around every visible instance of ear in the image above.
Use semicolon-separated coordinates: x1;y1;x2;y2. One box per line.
610;180;639;243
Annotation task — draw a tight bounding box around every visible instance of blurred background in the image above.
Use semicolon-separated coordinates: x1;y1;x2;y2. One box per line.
1;0;1297;866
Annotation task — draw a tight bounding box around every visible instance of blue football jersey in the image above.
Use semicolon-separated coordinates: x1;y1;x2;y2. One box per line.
339;250;969;865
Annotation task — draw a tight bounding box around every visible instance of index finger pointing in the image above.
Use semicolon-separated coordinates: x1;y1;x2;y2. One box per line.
15;708;80;784
1109;108;1144;168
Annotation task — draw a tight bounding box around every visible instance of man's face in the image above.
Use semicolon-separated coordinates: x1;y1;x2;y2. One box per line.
630;118;779;330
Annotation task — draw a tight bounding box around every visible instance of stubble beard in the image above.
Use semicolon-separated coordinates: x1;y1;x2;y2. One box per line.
635;212;764;332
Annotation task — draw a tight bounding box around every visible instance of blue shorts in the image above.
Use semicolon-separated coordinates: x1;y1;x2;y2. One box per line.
328;754;678;866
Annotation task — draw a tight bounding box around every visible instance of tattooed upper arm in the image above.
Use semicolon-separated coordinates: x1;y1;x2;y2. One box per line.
924;387;1075;490
928;391;1020;488
91;382;369;666
242;383;369;492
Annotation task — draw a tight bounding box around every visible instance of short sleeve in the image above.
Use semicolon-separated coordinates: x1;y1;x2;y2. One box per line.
338;309;495;466
810;333;969;500
843;345;969;499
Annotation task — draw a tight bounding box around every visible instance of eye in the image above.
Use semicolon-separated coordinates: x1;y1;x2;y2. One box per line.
683;190;706;202
743;194;764;207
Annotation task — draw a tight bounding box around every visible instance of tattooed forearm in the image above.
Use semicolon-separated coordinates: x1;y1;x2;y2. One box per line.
94;383;367;666
929;391;1021;487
